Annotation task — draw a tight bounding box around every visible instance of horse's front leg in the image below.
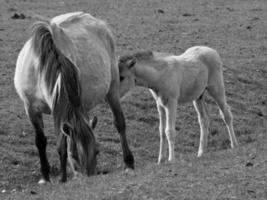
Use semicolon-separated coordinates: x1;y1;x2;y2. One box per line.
164;98;178;162
106;92;134;170
156;102;167;164
57;133;67;182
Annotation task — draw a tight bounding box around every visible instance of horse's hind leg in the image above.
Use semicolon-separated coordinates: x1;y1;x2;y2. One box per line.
106;91;134;170
26;103;50;184
207;82;238;148
193;94;210;157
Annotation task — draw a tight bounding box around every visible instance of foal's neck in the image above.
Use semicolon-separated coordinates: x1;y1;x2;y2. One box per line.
133;60;163;89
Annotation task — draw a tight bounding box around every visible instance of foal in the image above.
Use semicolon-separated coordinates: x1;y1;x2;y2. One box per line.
118;46;238;164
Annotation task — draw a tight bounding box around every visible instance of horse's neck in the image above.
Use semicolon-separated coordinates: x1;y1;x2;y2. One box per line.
134;61;161;89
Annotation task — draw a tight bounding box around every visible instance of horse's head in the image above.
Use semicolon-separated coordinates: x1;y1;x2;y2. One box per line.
118;55;137;99
61;115;99;176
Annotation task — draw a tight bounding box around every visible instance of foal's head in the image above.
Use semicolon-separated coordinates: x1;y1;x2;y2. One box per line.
61;114;99;176
118;50;153;98
118;55;137;98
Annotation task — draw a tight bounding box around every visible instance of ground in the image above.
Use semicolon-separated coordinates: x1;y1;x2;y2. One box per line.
0;0;267;199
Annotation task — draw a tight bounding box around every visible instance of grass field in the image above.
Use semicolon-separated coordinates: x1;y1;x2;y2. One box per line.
1;0;267;199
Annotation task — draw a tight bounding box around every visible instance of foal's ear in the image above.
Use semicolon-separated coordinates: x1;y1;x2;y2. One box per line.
61;122;73;137
127;57;137;69
89;116;98;130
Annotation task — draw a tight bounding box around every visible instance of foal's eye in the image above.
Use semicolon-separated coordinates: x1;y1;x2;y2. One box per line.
120;76;125;82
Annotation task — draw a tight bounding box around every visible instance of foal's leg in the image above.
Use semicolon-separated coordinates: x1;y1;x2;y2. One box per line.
193;95;210;157
156;103;167;164
26;105;50;184
106;92;134;169
164;98;177;162
208;85;238;148
57;133;67;182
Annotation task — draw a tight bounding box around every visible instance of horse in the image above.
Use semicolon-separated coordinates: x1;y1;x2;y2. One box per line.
118;46;238;164
14;12;134;184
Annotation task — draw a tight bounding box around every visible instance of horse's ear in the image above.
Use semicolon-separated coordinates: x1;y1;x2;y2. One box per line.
127;57;137;69
89;116;98;130
61;122;73;137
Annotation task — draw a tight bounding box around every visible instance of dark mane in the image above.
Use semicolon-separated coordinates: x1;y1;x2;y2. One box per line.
31;21;83;126
32;21;81;108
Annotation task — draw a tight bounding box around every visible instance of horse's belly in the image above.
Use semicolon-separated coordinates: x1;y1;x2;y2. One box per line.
80;68;111;110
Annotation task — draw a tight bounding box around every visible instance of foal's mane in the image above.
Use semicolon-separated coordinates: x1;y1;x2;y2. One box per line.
120;50;154;62
133;50;153;61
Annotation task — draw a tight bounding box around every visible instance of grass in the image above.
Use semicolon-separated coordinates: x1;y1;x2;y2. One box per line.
0;0;267;199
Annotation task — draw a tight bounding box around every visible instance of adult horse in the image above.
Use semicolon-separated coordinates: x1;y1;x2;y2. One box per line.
118;46;238;164
14;12;134;184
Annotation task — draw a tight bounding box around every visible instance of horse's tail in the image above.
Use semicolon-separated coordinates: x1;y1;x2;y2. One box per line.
31;20;81;108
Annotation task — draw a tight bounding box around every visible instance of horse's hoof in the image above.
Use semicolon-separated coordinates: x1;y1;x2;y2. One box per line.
124;168;134;175
59;177;67;183
38;178;49;185
73;172;83;180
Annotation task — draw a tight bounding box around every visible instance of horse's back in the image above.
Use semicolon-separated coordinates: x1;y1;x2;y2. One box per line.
51;12;116;109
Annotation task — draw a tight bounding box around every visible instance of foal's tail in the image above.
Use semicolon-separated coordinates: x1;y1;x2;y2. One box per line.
31;20;81;108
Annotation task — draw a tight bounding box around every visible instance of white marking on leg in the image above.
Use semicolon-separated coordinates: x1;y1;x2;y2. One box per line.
156;102;166;164
193;99;210;157
219;107;238;148
164;99;177;162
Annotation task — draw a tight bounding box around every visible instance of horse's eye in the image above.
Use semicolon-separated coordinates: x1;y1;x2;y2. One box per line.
120;76;125;82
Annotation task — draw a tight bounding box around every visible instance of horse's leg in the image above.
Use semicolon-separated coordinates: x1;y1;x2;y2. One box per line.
164;98;177;162
57;133;67;182
26;104;50;184
106;92;134;169
193;95;210;157
156;102;167;164
207;85;238;148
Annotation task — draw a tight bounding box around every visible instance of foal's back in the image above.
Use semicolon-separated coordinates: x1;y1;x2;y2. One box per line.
156;46;223;103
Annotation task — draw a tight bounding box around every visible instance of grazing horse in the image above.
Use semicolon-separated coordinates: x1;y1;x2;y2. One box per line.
14;12;134;184
118;46;238;164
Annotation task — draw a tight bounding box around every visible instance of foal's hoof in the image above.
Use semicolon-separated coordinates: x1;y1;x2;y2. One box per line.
231;141;238;149
157;157;164;165
197;150;205;157
38;178;50;185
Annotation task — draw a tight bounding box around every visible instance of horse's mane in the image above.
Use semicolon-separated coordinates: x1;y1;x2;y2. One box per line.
31;21;84;127
32;21;81;107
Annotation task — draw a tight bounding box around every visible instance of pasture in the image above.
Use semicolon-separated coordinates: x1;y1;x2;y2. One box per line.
0;0;267;199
